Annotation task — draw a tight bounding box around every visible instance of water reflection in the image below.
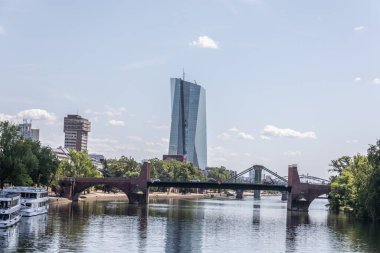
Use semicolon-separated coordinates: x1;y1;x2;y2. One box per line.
327;213;380;252
0;224;19;249
285;212;310;252
0;198;379;252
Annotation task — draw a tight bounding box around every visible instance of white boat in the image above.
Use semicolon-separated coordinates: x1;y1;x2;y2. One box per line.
4;187;49;217
0;191;22;228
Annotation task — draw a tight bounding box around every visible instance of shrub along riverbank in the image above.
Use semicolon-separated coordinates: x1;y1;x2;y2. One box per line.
329;140;380;222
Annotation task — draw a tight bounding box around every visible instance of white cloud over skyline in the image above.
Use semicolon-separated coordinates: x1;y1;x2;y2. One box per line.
108;120;125;126
190;36;219;49
373;78;380;85
238;132;255;141
353;26;366;31
262;125;317;139
0;109;56;124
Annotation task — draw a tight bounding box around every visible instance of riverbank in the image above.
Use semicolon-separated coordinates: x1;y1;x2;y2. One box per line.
49;191;211;203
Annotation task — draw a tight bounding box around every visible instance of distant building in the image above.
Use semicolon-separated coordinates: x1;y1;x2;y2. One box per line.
89;153;105;171
53;146;70;161
18;119;39;141
163;154;186;162
168;77;207;169
63;114;91;151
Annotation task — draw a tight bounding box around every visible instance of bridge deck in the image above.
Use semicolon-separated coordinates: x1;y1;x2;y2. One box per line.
148;181;290;192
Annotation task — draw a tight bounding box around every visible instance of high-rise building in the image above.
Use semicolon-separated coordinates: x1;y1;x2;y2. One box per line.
18;119;39;141
168;78;207;169
63;114;91;151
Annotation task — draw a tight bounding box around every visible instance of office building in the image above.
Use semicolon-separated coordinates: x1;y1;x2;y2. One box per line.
168;77;207;169
63;114;91;151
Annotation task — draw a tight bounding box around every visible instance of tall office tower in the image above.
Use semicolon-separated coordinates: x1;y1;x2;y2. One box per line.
18;119;39;141
63;114;91;151
168;78;207;169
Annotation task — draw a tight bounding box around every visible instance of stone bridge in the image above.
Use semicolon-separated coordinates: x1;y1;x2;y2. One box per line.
59;162;150;203
287;164;331;211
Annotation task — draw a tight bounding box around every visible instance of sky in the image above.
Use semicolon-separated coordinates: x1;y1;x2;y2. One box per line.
1;0;379;179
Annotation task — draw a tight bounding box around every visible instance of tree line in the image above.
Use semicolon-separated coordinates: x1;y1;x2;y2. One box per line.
0;120;231;189
329;140;380;222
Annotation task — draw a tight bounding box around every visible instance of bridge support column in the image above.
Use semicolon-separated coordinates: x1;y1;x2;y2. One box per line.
281;191;288;201
254;167;262;199
236;189;243;199
287;164;330;212
129;161;150;204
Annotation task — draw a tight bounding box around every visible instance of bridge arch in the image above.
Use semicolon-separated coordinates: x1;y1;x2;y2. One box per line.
59;162;151;204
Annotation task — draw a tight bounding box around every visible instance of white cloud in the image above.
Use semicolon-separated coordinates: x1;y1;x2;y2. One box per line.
345;139;359;144
108;120;125;126
161;138;169;143
260;135;271;140
0;25;5;35
190;36;219;49
262;125;317;139
354;77;361;82
284;150;302;156
238;132;255;141
16;109;56;124
353;26;365;31
228;127;239;132
218;127;254;141
373;78;380;85
217;132;231;140
86;106;128;117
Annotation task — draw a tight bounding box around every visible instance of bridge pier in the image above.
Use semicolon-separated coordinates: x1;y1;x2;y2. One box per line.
287;165;330;212
281;191;288;201
253;167;262;199
236;189;243;199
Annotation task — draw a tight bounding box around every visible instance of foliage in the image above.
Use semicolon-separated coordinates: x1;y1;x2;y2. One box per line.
206;166;231;182
328;140;380;222
0;121;60;188
149;158;205;181
59;149;101;178
103;156;140;178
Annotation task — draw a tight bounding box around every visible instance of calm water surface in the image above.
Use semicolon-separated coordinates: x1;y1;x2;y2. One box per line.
0;196;379;252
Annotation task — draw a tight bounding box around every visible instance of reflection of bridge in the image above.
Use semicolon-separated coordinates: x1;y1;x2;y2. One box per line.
60;162;330;212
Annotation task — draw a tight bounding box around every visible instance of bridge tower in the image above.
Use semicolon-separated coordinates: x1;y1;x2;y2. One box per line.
287;164;330;211
253;167;262;199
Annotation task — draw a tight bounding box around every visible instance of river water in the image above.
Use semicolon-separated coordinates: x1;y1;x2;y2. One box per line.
0;196;379;252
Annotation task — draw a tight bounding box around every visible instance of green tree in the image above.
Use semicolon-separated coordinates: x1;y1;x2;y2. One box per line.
60;149;101;177
105;156;140;178
0;121;21;188
207;166;230;182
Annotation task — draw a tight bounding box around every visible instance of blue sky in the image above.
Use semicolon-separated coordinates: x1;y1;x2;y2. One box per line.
1;0;379;179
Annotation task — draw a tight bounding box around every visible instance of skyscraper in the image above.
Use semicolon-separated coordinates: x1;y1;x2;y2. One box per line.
168;78;207;169
63;114;91;151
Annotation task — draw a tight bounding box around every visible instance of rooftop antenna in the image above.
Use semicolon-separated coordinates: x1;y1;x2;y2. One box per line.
182;68;185;81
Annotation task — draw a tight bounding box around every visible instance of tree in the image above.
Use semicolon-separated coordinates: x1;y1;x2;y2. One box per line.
60;149;101;177
328;140;380;222
0;121;21;188
207;166;230;182
105;156;140;178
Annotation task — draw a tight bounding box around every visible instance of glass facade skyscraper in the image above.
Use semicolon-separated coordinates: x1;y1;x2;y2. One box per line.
168;78;207;169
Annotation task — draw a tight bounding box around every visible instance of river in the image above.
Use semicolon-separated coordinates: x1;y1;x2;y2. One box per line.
0;196;379;252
